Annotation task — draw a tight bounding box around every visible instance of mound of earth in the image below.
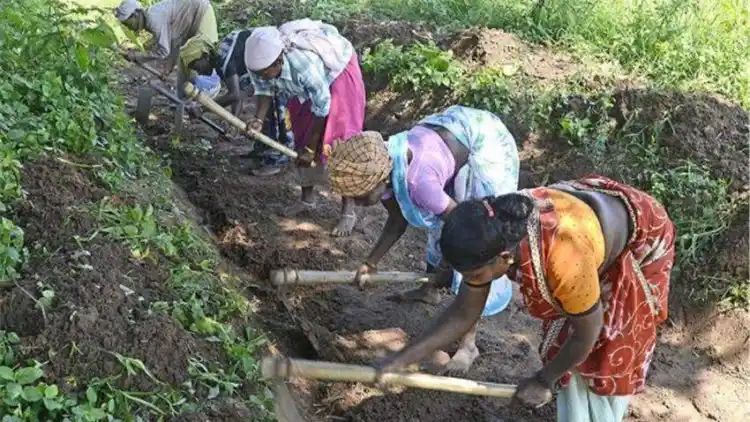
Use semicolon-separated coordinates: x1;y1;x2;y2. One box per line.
446;28;581;81
612;88;750;190
1;158;222;393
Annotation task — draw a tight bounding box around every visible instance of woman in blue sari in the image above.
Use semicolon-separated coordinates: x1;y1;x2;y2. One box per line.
328;105;519;371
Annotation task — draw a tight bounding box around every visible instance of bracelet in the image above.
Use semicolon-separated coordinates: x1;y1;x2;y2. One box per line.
303;146;315;154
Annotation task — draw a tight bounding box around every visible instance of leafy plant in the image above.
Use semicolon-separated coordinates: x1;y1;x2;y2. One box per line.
462;69;514;115
0;218;26;285
99;201;178;260
363;40;465;91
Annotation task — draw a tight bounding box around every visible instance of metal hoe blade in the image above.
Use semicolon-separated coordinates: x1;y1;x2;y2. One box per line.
135;86;154;125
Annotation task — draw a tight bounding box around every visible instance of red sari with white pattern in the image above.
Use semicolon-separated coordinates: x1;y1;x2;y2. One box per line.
517;175;676;396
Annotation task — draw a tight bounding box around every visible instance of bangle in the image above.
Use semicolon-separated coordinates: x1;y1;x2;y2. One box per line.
303;146;315;154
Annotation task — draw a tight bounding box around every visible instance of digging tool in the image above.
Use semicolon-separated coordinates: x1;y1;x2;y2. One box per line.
135;80;227;136
183;82;298;159
270;269;429;287
262;357;517;398
117;49;166;81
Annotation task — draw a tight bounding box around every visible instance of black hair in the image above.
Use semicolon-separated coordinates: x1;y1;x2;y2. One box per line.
440;193;534;271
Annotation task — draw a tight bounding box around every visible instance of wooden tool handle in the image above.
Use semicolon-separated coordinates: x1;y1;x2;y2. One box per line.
269;269;429;286
183;82;298;158
147;81;227;135
262;357;516;398
117;49;165;80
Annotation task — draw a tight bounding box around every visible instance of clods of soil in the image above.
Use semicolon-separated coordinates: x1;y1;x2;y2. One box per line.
1;158;223;394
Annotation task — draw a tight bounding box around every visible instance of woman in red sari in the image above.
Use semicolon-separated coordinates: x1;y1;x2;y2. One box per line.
376;176;675;421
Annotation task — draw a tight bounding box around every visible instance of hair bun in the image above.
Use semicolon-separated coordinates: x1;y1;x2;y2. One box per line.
490;194;534;221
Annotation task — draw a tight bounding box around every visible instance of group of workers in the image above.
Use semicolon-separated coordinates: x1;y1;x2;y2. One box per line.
115;1;676;420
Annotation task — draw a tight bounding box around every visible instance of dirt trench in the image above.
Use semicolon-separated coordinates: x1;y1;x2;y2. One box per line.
120;17;749;421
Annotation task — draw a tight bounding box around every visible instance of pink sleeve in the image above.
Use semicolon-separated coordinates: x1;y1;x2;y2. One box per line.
409;169;452;215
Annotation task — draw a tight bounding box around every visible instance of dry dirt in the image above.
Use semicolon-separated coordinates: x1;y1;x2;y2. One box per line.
445;28;581;82
121;19;750;416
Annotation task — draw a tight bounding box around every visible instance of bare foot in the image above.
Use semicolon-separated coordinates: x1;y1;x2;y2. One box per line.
331;213;356;237
387;284;441;305
444;344;480;374
283;201;316;218
424;350;451;372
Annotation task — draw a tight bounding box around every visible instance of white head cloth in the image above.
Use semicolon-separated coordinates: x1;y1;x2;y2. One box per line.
115;0;142;21
244;19;352;74
244;26;284;71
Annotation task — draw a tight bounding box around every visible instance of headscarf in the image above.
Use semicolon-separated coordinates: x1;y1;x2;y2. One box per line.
328;132;393;198
244;20;352;73
115;0;141;21
244;26;284;71
179;34;215;70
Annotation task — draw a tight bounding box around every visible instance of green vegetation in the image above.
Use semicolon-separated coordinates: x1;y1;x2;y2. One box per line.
246;0;748;107
0;0;147;283
360;27;747;306
362;41;465;91
0;0;273;418
371;0;750;107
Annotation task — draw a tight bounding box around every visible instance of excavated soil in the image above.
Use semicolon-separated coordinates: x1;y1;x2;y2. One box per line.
118;14;749;421
612;89;750;191
445;28;581;81
0;158;224;396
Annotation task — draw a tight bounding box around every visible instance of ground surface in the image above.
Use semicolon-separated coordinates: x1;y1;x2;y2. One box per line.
3;10;742;420
115;17;750;418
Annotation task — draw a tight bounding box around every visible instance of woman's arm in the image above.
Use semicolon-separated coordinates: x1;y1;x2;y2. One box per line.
214;74;242;115
378;283;489;372
513;303;603;408
365;198;408;267
538;304;603;386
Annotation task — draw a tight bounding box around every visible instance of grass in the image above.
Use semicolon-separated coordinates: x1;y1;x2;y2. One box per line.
0;0;274;418
247;0;748;108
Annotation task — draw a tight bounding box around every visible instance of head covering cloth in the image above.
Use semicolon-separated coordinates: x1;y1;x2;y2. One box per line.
244;19;352;73
328;131;392;198
244;26;284;71
179;33;215;70
115;0;142;21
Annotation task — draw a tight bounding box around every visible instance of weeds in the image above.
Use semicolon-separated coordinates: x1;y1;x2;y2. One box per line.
0;218;25;285
96;197;273;418
363;40;465;91
461;69;515;116
368;0;750;106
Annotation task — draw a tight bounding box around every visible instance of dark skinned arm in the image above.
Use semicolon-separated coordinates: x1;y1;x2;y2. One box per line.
514;302;604;408
365;198;408;267
378;283;489;372
254;95;272;121
305;115;326;153
214;74;242;115
160;40;181;75
538;303;603;387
